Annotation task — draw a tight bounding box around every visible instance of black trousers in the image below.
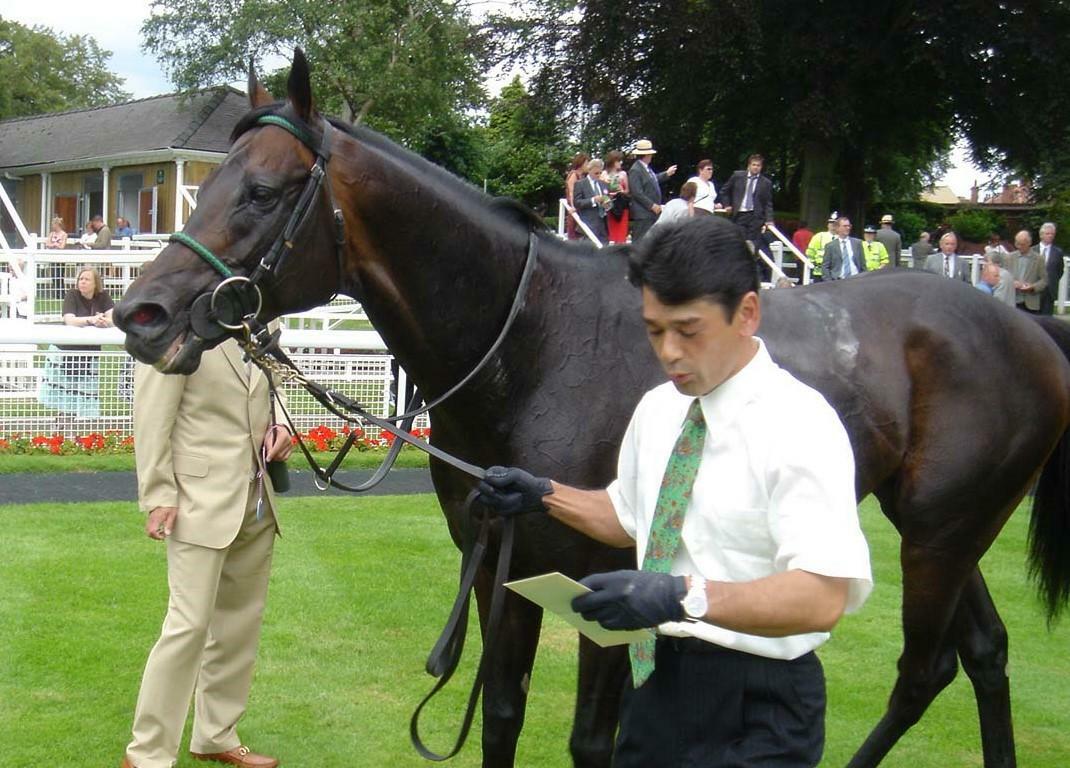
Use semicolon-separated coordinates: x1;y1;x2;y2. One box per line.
613;638;826;768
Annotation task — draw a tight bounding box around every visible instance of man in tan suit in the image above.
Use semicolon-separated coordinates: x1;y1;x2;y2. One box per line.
122;338;291;768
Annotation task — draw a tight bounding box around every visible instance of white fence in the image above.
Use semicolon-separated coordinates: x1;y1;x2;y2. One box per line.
0;325;424;443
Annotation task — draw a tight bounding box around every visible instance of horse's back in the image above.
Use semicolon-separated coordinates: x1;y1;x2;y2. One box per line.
759;271;1070;499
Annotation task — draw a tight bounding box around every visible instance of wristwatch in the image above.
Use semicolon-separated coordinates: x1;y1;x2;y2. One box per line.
681;575;708;620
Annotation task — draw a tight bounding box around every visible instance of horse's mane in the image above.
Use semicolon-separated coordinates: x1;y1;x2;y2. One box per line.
232;103;569;245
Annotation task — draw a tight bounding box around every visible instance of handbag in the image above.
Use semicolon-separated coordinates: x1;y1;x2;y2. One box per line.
610;192;630;219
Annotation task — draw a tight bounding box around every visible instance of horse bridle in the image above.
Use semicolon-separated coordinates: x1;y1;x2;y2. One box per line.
174;113;347;343
166;110;540;761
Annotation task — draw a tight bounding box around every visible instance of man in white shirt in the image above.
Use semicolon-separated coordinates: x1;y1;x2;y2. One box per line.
1035;222;1064;315
477;215;872;766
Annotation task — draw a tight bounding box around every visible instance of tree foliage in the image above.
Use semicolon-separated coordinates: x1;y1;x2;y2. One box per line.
484;76;571;214
141;0;488;151
489;0;1070;226
0;18;129;120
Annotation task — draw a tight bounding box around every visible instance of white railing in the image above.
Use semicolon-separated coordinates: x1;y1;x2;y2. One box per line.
0;245;368;326
0;324;426;441
556;198;604;247
765;223;813;285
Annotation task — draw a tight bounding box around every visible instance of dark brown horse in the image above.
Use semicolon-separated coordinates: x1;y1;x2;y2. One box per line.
114;52;1070;767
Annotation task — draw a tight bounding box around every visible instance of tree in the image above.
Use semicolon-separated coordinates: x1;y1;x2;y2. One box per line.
141;0;488;151
0;18;129;119
483;76;571;214
490;1;1070;228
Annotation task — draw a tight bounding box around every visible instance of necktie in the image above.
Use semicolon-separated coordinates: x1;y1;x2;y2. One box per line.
629;399;707;687
742;175;756;211
841;240;853;278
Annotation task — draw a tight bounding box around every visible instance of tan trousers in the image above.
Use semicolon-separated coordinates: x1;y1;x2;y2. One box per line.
126;486;275;768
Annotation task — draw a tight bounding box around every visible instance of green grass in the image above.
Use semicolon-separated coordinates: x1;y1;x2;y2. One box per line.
0;495;1066;767
0;446;429;474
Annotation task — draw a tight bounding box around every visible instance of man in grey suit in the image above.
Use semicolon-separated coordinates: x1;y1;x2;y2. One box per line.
1010;229;1045;313
875;214;903;268
572;158;610;245
910;231;935;266
627;139;677;242
924;232;972;283
823;216;866;280
1035;222;1065;315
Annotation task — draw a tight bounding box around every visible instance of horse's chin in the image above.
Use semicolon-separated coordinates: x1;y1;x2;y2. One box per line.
152;331;208;375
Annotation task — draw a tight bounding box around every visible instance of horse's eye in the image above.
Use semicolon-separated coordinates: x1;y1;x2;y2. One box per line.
249;185;277;205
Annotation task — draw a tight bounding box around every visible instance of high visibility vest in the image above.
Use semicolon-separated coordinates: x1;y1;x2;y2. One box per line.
806;230;834;271
862;240;889;271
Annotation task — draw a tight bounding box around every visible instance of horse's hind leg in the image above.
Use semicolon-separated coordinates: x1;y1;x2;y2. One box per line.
847;538;970;767
475;567;544;768
954;569;1015;767
568;637;627;768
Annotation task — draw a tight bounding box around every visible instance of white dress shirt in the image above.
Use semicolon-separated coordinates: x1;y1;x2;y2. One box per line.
686;176;718;214
607;338;873;660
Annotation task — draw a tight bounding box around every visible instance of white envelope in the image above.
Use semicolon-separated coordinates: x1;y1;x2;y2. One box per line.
504;571;655;648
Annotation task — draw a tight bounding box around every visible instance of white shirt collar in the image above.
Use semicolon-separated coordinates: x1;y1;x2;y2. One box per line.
695;337;771;427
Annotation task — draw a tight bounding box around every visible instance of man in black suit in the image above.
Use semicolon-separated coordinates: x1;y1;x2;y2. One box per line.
627;139;677;242
1036;222;1065;315
572;158;610;244
720;154;775;256
823;216;866;280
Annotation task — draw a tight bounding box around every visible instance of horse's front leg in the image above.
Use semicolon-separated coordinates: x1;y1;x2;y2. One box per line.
474;565;544;768
569;637;627;768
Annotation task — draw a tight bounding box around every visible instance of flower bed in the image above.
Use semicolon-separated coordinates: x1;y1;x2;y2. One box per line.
0;425;433;455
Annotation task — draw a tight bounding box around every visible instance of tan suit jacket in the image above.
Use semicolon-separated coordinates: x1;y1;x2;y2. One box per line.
134;338;279;548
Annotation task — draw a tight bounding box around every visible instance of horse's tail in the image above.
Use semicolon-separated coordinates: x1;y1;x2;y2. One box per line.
1028;315;1070;623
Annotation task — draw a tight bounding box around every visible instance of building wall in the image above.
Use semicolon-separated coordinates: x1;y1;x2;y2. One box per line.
6;156;224;239
13;175;42;235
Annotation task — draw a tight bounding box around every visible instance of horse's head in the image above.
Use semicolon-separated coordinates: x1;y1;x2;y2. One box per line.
114;49;347;373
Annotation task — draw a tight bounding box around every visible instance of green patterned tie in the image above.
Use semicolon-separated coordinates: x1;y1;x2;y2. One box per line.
629;398;707;687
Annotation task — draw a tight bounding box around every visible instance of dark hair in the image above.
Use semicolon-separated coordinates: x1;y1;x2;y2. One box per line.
89;214;104;223
697;159;713;171
746;153;764;165
679;181;698;201
628;215;758;319
570;152;589;171
605;149;624;170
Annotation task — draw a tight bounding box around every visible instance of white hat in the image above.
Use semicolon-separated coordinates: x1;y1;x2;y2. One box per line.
632;139;657;155
880;214;894;224
828;211;839;222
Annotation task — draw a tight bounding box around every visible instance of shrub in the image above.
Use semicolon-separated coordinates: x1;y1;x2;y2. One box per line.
948;208;1003;242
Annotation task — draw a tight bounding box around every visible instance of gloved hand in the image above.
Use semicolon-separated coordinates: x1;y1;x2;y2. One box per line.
476;466;553;517
571;570;687;630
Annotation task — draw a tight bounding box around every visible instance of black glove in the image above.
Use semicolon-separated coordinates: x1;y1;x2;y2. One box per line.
571;570;687;630
475;466;553;517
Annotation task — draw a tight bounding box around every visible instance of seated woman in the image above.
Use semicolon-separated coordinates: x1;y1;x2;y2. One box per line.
37;267;115;427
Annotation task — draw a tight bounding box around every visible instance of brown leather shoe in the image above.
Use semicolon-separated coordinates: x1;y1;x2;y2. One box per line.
191;745;279;768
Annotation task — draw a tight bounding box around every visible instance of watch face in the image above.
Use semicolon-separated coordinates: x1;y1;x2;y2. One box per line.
683;590;707;619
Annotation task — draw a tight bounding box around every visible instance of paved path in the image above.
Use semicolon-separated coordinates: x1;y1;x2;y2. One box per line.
0;468;435;505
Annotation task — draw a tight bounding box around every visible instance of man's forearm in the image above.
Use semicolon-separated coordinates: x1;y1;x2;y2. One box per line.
544;483;634;548
697;569;850;636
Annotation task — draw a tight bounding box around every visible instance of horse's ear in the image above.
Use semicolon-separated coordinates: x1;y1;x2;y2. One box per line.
247;59;273;108
287;47;314;122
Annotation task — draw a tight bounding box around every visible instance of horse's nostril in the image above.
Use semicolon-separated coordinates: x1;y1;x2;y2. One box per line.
131;304;163;326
